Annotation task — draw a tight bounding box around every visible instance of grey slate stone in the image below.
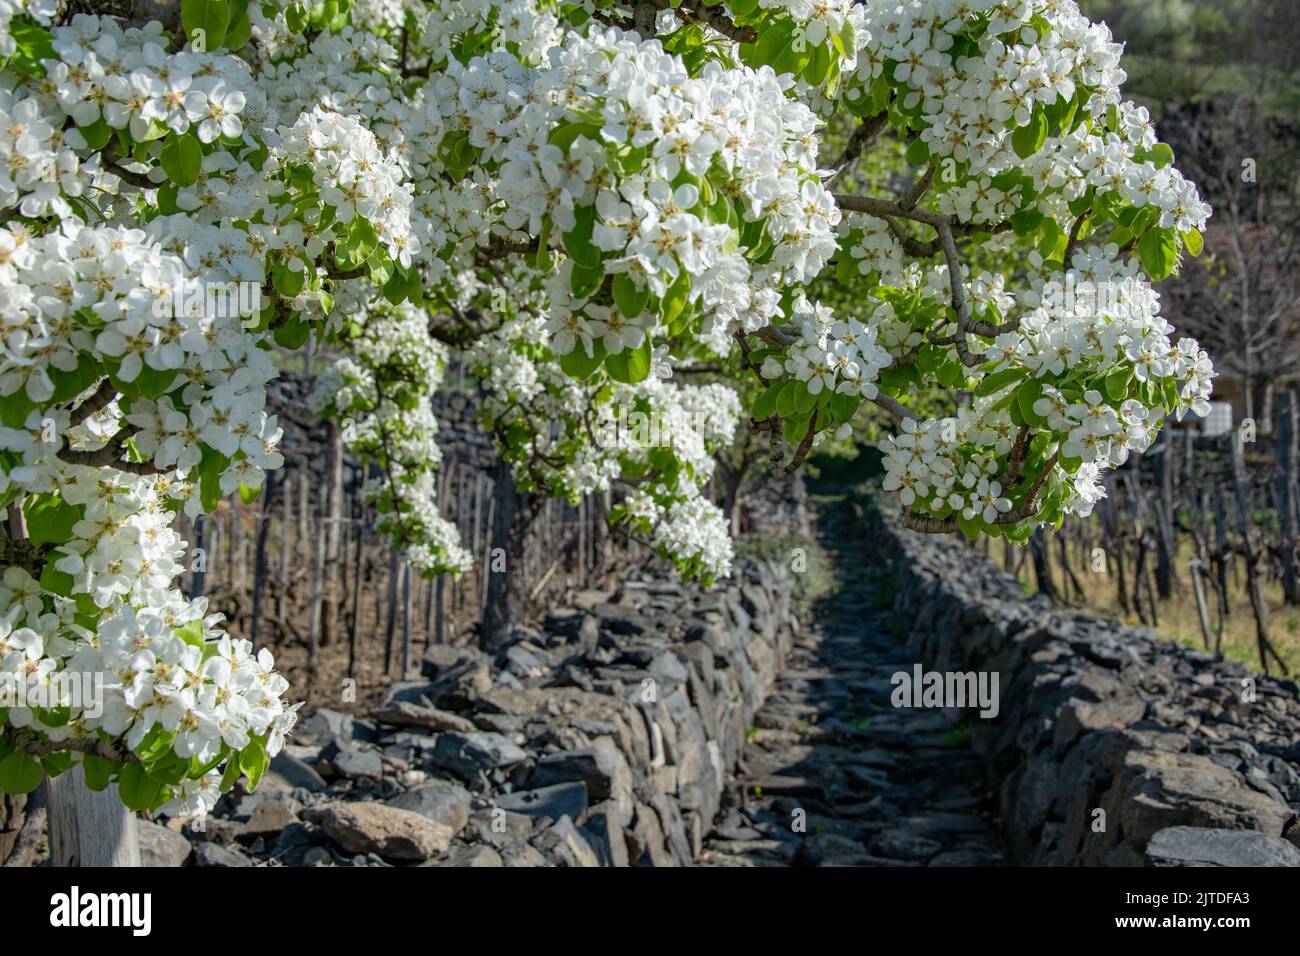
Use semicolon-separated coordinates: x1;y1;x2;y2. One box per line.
1147;827;1300;867
493;782;589;822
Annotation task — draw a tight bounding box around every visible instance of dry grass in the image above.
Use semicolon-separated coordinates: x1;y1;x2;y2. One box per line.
1002;539;1300;677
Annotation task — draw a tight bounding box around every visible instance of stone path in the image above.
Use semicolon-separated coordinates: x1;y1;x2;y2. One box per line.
701;497;1008;867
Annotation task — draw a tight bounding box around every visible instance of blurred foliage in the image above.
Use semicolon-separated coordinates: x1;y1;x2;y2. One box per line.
734;531;836;617
1081;0;1300;115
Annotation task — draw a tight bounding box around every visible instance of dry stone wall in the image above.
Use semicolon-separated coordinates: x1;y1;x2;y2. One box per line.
146;556;797;867
886;515;1300;867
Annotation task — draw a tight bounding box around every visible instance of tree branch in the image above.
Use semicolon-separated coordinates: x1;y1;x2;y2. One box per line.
67;378;118;429
657;0;758;43
57;425;162;476
870;393;915;423
4;727;139;764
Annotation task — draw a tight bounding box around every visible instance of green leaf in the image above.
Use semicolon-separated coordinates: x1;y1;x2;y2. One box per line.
1104;366;1133;402
238;482;261;505
549;121;602;152
23;496;83;548
1147;142;1174;169
381;268;407;305
1181;227;1203;257
1138;226;1178;281
1010;209;1044;237
794;381;818;414
529;217;553;272
612;272;650;319
175;617;206;650
744;18;803;76
78;119;113;151
1012;109;1048;159
285;2;308;33
132;365;178;400
41;749;74;777
39;563;75;598
752;381;783;421
198;447;230;513
224;0;252;49
658;271;690;324
181;0;230;51
801;41;831;87
827;391;861;425
569;261;604;299
604;338;652;384
239;738;269;791
905;137;930;167
0;749;43;795
273;315;311;349
776;380;801;418
273;261;305;298
1015;379;1046;427
220;754;243;791
160;130;202;186
117;762;166;811
559;340;606;380
83;755;116;792
974;366;1025;397
48;353;101;405
783;414;811;445
957;513;982;540
7;16;56;76
563;204;600;270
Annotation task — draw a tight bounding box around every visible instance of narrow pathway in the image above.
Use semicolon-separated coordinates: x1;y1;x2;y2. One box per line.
702;494;1008;867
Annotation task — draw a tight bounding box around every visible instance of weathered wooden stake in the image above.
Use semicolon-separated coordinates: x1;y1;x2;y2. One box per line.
44;766;139;867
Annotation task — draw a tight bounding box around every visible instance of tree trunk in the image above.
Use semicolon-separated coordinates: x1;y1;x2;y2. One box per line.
323;422;345;648
1029;528;1057;600
44;766;138;867
482;459;538;650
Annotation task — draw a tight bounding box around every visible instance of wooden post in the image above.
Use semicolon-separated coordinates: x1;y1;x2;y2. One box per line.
323;423;344;647
1029;527;1057;600
1231;431;1288;674
1189;558;1214;650
298;459;310;569
278;469;292;622
307;480;327;677
189;514;207;600
347;496;364;678
249;469;277;647
401;562;412;678
45;766;139;867
383;546;399;673
1276;390;1300;603
435;575;446;646
1153;431;1176;599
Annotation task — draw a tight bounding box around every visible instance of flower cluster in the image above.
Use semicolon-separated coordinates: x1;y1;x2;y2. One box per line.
274;106;421;268
312;304;473;576
621;489;735;582
469;304;741;582
438;27;840;374
762;293;894;399
0;468;297;816
881;245;1215;532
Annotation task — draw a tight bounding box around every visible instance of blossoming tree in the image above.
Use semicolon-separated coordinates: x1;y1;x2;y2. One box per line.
0;0;1214;833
